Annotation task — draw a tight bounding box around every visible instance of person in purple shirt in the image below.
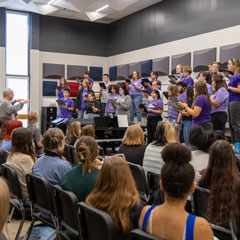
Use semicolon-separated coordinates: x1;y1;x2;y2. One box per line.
56;77;69;117
146;90;163;144
127;71;143;124
178;82;213;131
182;66;194;86
227;58;240;145
210;75;229;132
59;89;74;119
197;71;213;95
175;64;185;81
105;84;120;116
177;81;187;103
84;71;94;89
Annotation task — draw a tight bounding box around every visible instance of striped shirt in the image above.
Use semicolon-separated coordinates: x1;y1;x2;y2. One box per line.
142;144;165;174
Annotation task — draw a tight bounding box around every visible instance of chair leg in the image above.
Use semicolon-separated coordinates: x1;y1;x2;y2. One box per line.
15;213;25;240
24;218;35;240
8;207;14;223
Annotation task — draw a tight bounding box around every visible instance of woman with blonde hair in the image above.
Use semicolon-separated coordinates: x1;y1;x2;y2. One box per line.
143;121;175;174
118;124;146;165
65;121;81;146
61;136;101;201
86;156;142;237
0;178;10;235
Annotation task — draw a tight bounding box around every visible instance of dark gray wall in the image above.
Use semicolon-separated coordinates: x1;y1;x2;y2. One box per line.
31;13;40;50
108;0;240;56
0;8;5;47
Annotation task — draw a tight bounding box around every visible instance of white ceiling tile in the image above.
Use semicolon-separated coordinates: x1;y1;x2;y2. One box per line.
35;3;59;15
52;0;79;12
85;11;107;21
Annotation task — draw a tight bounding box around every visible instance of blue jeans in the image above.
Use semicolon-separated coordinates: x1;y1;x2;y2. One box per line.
77;109;84;119
183;120;192;148
85;113;100;119
130;95;143;123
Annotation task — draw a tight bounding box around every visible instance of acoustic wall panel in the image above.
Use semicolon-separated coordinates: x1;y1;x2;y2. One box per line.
67;65;88;80
109;66;117;81
220;43;240;68
141;60;152;77
117;64;129;80
193;48;216;72
171;53;191;74
43;81;57;96
152;57;169;76
90;67;103;81
43;63;65;79
128;62;142;78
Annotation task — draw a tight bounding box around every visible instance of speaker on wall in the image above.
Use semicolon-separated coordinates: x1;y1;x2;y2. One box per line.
43;81;57;96
152;57;169;76
193;48;216;72
117;64;129;80
109;66;117;81
67;65;88;80
141;60;152;77
220;43;240;68
90;67;103;81
43;63;65;79
128;62;142;78
171;53;191;74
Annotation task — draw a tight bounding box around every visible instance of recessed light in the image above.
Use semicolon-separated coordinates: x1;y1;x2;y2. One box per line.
96;4;109;13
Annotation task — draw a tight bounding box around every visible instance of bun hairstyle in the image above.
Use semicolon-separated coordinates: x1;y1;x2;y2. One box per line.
161;143;194;199
75;136;99;175
188;125;217;152
42;128;64;155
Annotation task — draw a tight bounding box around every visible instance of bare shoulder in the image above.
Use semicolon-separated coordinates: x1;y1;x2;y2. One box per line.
138;205;151;228
194;216;214;240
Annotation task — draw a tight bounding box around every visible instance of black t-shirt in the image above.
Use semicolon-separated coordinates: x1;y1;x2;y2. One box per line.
182;99;193;121
85;101;101;114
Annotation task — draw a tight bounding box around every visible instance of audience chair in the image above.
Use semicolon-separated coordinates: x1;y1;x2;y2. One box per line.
1;164;31;240
127;162;149;203
78;202;118;240
0;149;9;165
25;173;57;240
127;229;165;240
64;144;76;165
192;186;238;240
52;185;81;240
147;172;160;191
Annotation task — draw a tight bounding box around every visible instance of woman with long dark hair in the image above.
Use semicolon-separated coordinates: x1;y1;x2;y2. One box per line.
178;82;212;131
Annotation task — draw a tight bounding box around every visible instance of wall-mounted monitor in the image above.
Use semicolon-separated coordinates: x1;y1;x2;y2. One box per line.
152;57;169;76
43;63;65;79
171;52;191;74
220;43;240;68
67;65;88;80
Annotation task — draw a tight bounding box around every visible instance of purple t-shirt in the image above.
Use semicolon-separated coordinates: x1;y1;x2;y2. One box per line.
192;95;211;125
88;78;94;87
228;73;240;102
147;99;163;117
183;77;194;86
207;83;213;95
129;80;143;95
181;92;187;103
60;98;74;118
57;86;64;100
81;89;88;109
168;96;183;119
105;94;120;114
211;87;229;113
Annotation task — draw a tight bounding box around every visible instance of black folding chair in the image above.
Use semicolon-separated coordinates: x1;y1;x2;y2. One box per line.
78;202;118;240
128;162;149;203
127;229;165;240
1;163;30;240
192;186;238;240
25;173;57;240
0;149;9;165
147;172;160;191
52;185;81;240
64;144;76;165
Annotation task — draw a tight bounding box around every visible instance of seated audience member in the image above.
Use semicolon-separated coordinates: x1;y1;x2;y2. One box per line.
61;136;101;201
84;92;101;119
188;125;223;182
118;125;146;165
59;88;74;119
139;143;213;240
197;71;213;95
183;66;194;86
105;84;120;117
65;121;81;146
198;140;240;240
0;178;10;235
178;82;213;131
86;156;142;237
32;128;71;185
6;128;35;200
1;120;22;152
27;111;44;156
0;117;9;145
143;121;175;174
81;125;95;138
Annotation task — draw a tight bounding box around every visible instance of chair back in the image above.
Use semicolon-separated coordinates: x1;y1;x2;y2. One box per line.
127;229;164;240
26;173;54;216
64;144;76;165
1;163;23;200
52;185;80;236
128;162;149;202
78;202;117;240
147;172;160;191
0;149;9;165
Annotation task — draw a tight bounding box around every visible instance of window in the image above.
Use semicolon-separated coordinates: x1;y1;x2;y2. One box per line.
5;11;30;117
